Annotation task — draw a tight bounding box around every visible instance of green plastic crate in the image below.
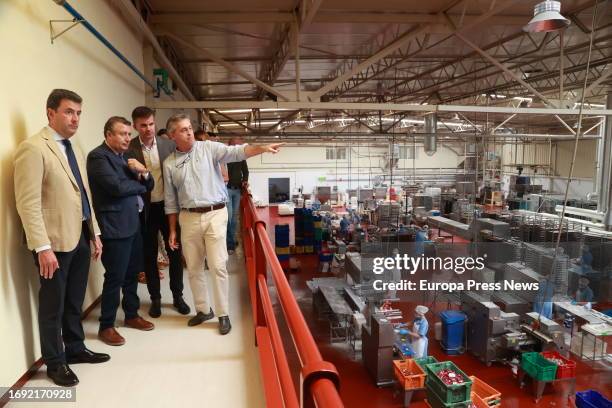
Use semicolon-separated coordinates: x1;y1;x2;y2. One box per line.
426;387;472;408
415;356;439;371
425;361;473;404
520;352;557;382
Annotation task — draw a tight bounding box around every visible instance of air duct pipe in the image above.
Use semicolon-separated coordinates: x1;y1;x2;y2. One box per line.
52;0;158;92
424;113;437;156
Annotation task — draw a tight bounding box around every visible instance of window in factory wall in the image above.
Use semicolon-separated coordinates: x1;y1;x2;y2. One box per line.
268;177;290;203
399;146;418;159
326;147;347;160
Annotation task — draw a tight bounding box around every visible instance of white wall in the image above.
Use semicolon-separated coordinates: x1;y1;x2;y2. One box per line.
500;141;597;200
247;143;462;204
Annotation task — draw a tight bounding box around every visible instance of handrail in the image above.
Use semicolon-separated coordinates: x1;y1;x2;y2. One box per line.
241;193;343;408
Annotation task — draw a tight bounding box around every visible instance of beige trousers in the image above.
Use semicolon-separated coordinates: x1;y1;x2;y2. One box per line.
179;208;229;316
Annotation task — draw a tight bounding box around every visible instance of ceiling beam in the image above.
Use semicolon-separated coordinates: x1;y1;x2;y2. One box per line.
158;31;289;101
309;24;431;100
454;32;578;134
114;0;196;100
255;0;323;100
149;12;529;25
211;109;257;132
152;100;612;116
150;12;293;24
311;0;521;101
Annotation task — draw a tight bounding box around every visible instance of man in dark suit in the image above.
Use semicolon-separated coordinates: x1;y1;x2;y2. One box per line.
14;89;109;387
126;106;189;318
87;116;155;346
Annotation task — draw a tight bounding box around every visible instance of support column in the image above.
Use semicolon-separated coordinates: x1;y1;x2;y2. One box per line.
601;94;612;230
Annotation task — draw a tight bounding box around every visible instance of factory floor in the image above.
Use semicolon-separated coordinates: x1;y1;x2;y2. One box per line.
258;206;612;408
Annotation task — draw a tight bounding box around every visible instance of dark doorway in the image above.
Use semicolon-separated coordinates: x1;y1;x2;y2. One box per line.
268;177;290;203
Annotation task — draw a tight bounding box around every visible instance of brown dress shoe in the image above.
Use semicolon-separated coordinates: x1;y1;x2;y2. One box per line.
98;328;126;346
125;316;155;331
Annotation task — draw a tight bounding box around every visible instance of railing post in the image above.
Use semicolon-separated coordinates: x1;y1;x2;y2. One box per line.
300;363;340;408
253;220;268;330
242;193;344;408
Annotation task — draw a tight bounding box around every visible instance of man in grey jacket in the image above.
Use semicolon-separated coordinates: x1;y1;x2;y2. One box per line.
126;107;189;318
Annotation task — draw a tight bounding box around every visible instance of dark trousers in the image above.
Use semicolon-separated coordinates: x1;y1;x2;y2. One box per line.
35;222;90;368
99;230;142;330
141;201;183;300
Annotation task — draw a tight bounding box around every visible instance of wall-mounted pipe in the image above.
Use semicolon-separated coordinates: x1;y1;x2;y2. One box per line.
52;0;158;92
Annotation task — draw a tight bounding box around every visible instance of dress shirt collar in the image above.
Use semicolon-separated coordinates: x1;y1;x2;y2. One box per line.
47;126;70;143
139;135;157;151
104;141;123;157
175;141;196;156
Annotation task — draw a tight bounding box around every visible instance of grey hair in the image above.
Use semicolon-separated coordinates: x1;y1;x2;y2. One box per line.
166;113;191;134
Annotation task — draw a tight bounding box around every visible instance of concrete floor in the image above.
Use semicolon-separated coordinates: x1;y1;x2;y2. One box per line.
9;251;265;408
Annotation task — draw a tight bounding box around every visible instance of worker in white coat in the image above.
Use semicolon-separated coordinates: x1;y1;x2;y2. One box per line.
409;305;429;358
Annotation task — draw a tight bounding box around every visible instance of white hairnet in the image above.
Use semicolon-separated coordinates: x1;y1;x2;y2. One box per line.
415;305;429;315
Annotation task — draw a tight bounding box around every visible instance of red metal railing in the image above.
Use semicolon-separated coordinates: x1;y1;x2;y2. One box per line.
241;193;343;408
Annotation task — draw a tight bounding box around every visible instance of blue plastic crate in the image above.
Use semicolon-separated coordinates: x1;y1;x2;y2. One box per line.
576;390;612;408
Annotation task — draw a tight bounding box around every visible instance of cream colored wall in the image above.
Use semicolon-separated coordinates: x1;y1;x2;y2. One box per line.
0;0;146;386
247;143;463;203
553;139;598;179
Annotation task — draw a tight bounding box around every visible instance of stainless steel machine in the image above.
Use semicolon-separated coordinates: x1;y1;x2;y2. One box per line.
521;312;567;353
460;291;521;366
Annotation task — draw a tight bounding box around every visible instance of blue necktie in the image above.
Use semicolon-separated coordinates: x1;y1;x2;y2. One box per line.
61;139;91;220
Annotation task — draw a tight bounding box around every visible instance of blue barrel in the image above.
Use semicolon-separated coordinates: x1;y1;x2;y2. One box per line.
439;310;466;355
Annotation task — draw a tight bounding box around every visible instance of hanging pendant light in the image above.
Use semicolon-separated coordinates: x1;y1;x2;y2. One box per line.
523;1;570;33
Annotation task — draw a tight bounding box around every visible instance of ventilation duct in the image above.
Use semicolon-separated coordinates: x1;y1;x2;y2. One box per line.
424;113;437;156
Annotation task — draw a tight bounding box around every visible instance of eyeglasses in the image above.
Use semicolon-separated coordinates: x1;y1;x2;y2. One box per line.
176;153;192;168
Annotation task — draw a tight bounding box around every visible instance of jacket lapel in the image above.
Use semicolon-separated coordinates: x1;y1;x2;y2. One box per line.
42;128;78;188
101;142;124;166
131;137;146;165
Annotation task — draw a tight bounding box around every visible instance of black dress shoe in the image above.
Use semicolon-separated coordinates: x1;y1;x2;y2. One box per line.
173;297;191;315
66;348;110;364
187;308;214;326
47;364;79;387
219;316;232;335
149;298;161;318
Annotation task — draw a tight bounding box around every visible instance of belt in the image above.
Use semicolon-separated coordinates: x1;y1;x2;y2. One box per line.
183;203;225;213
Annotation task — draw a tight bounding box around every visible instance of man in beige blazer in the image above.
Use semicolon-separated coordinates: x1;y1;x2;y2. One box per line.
14;89;109;387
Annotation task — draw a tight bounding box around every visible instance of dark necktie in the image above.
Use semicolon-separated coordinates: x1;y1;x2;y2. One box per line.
61;139;91;220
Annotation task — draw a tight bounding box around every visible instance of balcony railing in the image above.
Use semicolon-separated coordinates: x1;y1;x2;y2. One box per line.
240;193;343;408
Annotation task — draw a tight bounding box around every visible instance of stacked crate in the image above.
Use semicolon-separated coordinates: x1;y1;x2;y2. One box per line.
295;208;315;254
294;208;305;253
275;224;290;270
469;376;501;407
314;215;323;253
424;361;473;408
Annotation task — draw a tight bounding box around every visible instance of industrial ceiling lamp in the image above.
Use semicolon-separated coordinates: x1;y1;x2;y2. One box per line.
523;1;570;33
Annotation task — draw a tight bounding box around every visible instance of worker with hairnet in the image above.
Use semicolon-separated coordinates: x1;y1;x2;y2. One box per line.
533;277;553;319
574;277;594;310
575;245;594;274
409;305;429;358
415;225;429;256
